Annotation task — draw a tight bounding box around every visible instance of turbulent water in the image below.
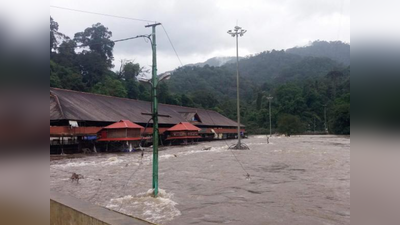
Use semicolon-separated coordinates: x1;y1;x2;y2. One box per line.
50;135;350;225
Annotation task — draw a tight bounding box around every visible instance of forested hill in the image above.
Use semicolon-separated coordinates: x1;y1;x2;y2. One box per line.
166;46;350;135
168;42;348;106
50;17;350;135
286;40;350;65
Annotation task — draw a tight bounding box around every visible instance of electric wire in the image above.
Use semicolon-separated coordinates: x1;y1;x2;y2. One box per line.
161;24;183;67
50;5;155;23
115;117;153;212
74;35;151;48
224;140;251;179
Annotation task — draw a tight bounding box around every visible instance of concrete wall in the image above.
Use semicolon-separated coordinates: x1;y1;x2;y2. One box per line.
50;191;154;225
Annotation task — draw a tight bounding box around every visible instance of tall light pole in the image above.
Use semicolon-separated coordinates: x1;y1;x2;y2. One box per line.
266;96;273;137
227;26;248;150
145;22;161;197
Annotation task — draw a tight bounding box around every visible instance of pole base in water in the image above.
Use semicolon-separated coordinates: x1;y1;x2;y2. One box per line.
228;142;250;150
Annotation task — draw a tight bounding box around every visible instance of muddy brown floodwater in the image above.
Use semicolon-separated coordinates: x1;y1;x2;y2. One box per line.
50;135;350;225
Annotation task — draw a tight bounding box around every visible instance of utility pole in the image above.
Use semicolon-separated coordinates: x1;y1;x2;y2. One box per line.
227;26;248;150
145;22;161;197
266;96;273;137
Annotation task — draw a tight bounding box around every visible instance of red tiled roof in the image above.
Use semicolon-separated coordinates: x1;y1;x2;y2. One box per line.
167;122;201;131
103;120;144;129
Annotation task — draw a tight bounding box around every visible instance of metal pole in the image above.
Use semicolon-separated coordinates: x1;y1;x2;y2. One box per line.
269;99;272;137
227;26;246;149
266;96;273;137
236;33;241;145
145;22;161;197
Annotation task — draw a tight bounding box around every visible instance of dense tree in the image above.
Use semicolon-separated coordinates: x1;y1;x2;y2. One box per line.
190;90;219;109
53;38;77;69
91;76;127;98
180;94;194;107
138;83;151;101
125;79;139;99
158;82;172;104
118;60;143;80
277;114;304;136
329;93;350;134
50;60;85;91
275;84;306;116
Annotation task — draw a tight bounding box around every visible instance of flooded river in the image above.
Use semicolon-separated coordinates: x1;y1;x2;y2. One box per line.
50;135;350;225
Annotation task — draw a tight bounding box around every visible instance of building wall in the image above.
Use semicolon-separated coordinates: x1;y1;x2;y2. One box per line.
50;191;153;225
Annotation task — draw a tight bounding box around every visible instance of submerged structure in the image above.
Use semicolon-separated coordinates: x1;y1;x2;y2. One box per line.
50;88;245;153
165;122;201;144
97;120;144;142
96;120;147;152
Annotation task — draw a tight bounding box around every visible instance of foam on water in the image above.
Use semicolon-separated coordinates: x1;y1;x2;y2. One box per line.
160;154;176;160
103;157;124;165
52;161;97;168
252;135;268;139
52;156;125;169
107;188;181;224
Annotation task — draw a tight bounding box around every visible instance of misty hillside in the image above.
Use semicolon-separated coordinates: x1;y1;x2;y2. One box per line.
185;56;238;67
168;41;348;99
286;40;350;65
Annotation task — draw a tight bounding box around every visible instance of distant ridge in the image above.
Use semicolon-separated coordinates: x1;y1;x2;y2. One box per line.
286;40;350;65
185;56;241;67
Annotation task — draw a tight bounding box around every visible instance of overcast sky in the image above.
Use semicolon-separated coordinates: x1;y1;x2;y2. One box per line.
49;0;350;74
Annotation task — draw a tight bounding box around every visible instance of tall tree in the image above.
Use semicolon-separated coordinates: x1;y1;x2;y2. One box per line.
74;23;115;68
73;23;115;88
50;17;59;52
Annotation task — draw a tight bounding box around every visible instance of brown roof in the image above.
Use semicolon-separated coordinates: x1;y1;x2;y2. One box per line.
167;122;201;131
50;88;242;127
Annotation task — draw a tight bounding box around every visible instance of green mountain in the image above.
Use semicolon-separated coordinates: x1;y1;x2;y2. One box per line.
165;41;350;134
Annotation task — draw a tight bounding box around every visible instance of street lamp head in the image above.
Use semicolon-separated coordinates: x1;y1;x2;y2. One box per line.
227;30;236;37
234;26;242;31
138;77;152;85
228;26;246;37
158;72;172;82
